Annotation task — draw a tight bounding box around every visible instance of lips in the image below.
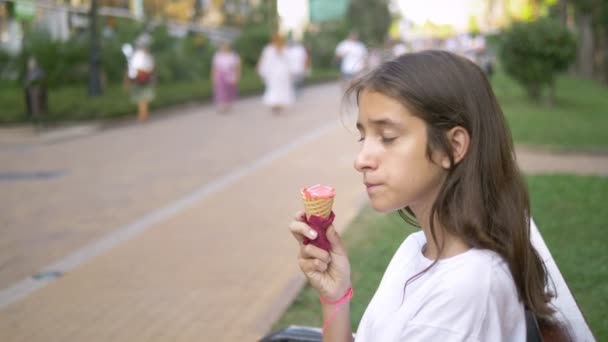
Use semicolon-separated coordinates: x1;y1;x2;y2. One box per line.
364;182;382;193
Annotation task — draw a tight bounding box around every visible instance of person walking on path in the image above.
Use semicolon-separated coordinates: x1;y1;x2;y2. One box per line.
289;51;568;341
125;35;155;122
24;56;48;126
335;32;367;88
257;33;295;115
211;42;241;113
286;38;310;97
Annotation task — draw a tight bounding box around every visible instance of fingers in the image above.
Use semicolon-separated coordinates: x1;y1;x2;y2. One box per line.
300;244;332;264
298;256;329;273
293;210;306;221
297;243;331;274
325;225;347;256
289;216;318;245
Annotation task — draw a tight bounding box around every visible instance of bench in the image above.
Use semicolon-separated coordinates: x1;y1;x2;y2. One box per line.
260;220;595;341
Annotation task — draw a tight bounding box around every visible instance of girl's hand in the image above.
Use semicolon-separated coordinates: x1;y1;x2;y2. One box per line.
289;210;352;301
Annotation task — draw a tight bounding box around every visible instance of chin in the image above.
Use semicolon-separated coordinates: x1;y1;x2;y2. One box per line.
369;199;402;213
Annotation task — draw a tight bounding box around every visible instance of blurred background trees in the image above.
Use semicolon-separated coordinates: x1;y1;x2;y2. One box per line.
499;17;577;104
0;0;607;123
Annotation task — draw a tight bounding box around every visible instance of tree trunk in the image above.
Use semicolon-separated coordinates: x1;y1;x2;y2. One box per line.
88;0;103;97
596;27;608;86
574;13;594;79
192;0;203;22
557;0;568;26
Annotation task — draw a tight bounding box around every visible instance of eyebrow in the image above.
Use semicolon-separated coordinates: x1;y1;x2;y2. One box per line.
356;118;400;131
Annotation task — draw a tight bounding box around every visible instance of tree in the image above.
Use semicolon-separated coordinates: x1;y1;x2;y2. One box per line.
500;18;577;105
568;0;608;85
346;0;391;45
89;0;103;96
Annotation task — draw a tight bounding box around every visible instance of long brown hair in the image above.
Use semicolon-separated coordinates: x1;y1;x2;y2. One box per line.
346;50;555;320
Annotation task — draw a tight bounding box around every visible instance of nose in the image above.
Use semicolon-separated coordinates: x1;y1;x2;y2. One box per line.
354;140;378;173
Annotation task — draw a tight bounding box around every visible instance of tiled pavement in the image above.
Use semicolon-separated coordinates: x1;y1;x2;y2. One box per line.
0;83;364;341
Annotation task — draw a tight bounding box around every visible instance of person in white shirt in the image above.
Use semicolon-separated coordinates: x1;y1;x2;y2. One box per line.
289;51;566;341
257;33;295;115
286;38;310;96
335;32;368;87
126;35;155;122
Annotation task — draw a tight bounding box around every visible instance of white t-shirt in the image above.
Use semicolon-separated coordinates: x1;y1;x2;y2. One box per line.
128;49;154;79
286;44;308;76
356;231;526;342
335;39;367;74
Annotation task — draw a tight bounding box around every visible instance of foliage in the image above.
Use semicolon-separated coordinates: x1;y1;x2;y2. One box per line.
468;15;481;35
149;25;214;82
0;68;339;124
346;0;392;45
303;22;350;70
499;18;577;101
3;18;216;89
18;28;89;88
232;23;272;69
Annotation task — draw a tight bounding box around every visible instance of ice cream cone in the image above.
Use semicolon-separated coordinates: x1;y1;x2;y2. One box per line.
301;184;336;219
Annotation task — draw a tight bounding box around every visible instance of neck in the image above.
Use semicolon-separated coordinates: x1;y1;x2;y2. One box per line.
409;204;470;260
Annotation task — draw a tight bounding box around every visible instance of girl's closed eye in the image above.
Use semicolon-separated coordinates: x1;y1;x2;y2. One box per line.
381;136;397;144
358;135;366;142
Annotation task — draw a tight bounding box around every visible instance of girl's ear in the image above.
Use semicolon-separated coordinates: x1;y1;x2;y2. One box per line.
441;126;470;169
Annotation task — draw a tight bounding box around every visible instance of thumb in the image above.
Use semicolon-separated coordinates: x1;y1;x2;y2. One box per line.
326;225;347;255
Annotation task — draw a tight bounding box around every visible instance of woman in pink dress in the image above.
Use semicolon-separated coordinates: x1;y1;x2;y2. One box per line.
212;42;241;113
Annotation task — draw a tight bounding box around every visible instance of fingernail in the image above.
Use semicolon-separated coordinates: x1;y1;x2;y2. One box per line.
308;230;317;239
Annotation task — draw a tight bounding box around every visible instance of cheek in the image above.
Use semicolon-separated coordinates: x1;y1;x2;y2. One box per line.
385;141;444;201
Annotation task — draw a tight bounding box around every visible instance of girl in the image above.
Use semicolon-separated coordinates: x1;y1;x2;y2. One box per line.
289;50;559;341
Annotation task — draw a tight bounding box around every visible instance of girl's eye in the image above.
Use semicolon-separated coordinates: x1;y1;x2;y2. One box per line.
358;136;365;142
381;136;397;144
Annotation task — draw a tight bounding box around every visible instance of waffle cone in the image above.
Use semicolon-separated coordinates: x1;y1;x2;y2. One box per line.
302;196;334;219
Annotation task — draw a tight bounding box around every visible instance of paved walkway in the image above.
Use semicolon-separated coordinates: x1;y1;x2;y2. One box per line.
0;82;606;341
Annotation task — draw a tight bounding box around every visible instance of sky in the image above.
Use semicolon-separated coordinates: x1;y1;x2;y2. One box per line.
277;0;480;34
398;0;478;29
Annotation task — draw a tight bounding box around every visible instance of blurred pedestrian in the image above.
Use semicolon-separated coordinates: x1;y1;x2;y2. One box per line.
125;35;155;122
286;37;310;96
256;33;295;115
335;31;367;88
212;42;241;113
24;56;48;126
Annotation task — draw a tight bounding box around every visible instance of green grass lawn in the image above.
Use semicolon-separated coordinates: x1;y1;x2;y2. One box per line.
492;71;608;152
273;175;608;340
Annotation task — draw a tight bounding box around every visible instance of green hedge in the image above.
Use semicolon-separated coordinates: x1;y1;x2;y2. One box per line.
0;68;340;124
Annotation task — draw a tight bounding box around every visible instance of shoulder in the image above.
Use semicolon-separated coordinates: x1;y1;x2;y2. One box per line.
409;251;523;338
394;231;425;259
433;250;514;303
